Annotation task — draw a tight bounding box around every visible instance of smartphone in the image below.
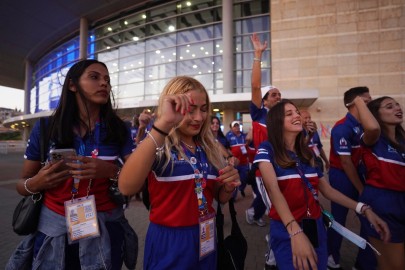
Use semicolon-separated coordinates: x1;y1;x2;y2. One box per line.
302;218;319;248
49;148;77;170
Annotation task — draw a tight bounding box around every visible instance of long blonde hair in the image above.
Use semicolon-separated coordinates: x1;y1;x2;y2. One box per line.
156;76;225;171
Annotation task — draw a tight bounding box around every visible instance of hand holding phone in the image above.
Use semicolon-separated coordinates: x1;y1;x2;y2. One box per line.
49;148;77;170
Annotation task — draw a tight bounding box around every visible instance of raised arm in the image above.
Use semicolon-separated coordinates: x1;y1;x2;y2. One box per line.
349;96;380;146
251;33;268;109
119;94;192;195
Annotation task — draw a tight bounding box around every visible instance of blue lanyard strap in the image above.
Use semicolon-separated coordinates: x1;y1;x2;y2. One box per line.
72;121;100;197
295;162;319;202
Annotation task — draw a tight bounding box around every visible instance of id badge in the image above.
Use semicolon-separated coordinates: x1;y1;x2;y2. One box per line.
64;195;100;244
240;145;247;155
302;218;319;248
199;213;216;259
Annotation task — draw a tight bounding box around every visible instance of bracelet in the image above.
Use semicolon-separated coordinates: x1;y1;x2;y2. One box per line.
24;178;39;195
253;57;261;62
152;124;169;136
222;185;236;194
285;219;296;229
289;229;304;238
146;131;164;157
110;166;121;182
361;205;372;216
355;202;365;215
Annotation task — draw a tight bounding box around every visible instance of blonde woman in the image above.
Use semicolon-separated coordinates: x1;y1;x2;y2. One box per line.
119;76;240;269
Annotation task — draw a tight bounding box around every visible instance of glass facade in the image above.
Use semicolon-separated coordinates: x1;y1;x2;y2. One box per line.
30;0;270;113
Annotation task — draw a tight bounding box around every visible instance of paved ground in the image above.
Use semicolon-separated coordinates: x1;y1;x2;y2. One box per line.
0;151;360;269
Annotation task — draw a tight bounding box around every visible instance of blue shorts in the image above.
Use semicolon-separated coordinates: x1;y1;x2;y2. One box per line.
144;222;217;269
270;217;327;270
359;185;405;243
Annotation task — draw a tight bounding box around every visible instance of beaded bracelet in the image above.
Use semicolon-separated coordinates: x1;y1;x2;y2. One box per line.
152;124;169;136
24;178;39;195
253;57;261;62
289;229;303;238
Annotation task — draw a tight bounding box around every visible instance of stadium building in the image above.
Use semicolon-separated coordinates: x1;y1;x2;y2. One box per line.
2;0;404;141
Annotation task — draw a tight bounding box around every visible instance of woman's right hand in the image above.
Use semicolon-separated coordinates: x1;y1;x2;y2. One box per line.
290;230;318;270
154;94;193;132
27;160;71;192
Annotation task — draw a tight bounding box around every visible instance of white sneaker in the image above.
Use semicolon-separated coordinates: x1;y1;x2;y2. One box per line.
254;218;266;227
327;255;342;269
245;209;254;224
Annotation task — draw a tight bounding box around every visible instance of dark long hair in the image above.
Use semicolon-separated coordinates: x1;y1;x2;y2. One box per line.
266;100;314;168
367;96;405;153
211;116;226;139
49;59;128;148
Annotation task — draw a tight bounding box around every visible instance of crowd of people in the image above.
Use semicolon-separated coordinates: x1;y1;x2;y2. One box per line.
6;32;404;270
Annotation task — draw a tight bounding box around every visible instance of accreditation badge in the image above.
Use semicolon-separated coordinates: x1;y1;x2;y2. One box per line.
240;145;247;155
199;212;216;259
64;195;100;244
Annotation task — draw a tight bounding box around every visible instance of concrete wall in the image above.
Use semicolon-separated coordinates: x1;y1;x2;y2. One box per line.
271;0;405;154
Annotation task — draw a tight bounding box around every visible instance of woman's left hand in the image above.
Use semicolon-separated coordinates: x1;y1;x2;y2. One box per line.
67;156;117;180
217;164;240;189
364;209;391;243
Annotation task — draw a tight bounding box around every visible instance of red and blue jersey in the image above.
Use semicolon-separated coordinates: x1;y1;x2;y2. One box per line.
329;113;363;170
25;119;134;216
362;136;405;192
148;147;219;227
250;102;269;150
226;131;249;165
254;141;323;222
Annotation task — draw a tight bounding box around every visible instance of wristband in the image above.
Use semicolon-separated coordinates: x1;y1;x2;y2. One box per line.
253;57;261;62
152;124;169;136
355;202;365;215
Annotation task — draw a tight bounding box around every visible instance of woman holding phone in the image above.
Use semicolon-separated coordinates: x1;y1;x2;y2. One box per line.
7;59;136;269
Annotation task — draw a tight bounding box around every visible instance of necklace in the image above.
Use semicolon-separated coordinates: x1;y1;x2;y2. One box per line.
181;140;194;149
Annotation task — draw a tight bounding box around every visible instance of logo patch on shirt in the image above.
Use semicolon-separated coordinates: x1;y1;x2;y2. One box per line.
353;127;360;134
387;145;397;153
339;137;348;146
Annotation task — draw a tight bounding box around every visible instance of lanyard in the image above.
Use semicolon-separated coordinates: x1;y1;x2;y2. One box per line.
295;158;320;217
182;143;209;216
71;121;100;199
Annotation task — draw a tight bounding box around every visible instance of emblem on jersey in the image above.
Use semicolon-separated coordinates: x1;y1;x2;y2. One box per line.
353;127;360;134
190;157;197;164
387;145;397;153
339;137;348;146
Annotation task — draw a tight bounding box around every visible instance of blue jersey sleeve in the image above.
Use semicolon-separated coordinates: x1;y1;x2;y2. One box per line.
253;141;274;165
24;120;42;161
331;124;352;156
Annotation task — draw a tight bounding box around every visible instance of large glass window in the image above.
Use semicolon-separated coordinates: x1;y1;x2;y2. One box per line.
30;0;270;113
